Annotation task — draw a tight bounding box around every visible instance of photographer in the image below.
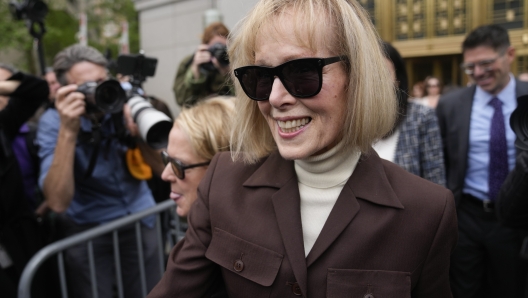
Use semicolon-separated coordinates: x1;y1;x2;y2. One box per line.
496;96;528;296
37;44;161;298
173;22;234;107
497;97;528;229
498;150;528;229
0;67;49;297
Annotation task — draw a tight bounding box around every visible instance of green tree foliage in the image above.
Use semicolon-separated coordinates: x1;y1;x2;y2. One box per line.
0;0;30;47
0;0;140;74
88;0;140;54
0;0;33;71
43;9;78;67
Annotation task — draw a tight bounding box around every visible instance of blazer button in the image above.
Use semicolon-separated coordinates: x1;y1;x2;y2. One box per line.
233;259;244;272
291;282;302;296
364;294;374;298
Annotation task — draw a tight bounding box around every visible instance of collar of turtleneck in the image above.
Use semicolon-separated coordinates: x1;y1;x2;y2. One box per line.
294;140;360;189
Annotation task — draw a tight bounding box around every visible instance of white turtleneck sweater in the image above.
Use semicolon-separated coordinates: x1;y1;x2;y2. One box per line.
294;141;361;256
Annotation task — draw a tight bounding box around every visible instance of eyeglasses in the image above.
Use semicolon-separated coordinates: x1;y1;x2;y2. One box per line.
161;151;210;180
426;84;439;88
233;56;347;101
460;53;504;75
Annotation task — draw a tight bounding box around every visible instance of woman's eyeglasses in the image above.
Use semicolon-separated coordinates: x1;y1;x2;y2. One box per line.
161;151;210;180
233;56;347;101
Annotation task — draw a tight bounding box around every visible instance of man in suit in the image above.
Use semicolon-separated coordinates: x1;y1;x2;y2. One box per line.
437;24;528;298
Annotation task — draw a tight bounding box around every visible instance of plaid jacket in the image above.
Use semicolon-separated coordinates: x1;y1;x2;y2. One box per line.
394;102;446;186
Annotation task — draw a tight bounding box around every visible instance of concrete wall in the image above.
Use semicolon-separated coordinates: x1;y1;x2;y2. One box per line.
134;0;258;116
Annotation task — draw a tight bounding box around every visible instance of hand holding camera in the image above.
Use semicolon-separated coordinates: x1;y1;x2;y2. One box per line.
55;80;126;136
55;84;86;134
190;42;229;79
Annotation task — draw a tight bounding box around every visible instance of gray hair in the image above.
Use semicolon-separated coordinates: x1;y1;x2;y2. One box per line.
53;44;107;86
0;63;18;75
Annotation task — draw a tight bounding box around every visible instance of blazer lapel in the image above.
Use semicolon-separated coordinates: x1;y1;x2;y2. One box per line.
243;152;308;296
305;182;359;267
271;181;308;296
306;150;403;267
456;86;475;185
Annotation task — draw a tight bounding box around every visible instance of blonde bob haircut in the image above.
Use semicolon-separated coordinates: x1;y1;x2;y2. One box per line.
175;96;235;162
229;0;397;164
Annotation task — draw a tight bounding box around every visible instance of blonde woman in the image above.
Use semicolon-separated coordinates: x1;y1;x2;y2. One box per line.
160;96;234;217
150;0;457;297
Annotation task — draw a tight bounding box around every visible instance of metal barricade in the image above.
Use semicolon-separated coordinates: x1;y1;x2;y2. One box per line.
18;199;182;298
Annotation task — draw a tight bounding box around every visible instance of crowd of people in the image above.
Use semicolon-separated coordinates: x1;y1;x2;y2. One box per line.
2;0;528;297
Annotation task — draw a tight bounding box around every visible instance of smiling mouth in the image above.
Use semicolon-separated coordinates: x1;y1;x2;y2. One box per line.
277;117;312;133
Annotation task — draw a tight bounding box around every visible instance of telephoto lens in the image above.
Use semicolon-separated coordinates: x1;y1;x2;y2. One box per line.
128;96;172;149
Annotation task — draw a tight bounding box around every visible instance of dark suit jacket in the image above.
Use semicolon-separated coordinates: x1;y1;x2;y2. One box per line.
497;150;528;229
436;79;528;204
149;150;457;298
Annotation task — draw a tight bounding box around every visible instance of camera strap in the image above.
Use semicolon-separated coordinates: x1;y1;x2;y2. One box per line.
83;116;102;179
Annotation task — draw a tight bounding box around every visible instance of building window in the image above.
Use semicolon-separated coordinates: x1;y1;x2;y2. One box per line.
492;0;523;29
358;0;376;26
435;0;467;36
517;55;528;74
396;0;425;40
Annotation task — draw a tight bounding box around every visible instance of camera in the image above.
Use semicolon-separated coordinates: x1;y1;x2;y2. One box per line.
9;0;47;22
510;95;528;151
77;80;127;115
200;42;229;74
117;53;172;149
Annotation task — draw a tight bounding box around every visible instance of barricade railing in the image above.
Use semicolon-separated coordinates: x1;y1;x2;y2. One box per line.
18;199;181;298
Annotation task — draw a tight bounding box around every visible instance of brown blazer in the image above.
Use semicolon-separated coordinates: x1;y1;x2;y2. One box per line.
149;149;458;298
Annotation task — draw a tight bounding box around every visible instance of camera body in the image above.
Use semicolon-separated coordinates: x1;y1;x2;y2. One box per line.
200;42;229;74
77;80;127;115
9;0;47;22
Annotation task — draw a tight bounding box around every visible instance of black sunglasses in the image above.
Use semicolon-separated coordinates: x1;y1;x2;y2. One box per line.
161;151;210;180
233;56;347;101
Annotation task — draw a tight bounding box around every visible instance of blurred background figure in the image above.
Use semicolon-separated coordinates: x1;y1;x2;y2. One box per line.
44;67;60;103
29;67;60;125
374;42;445;186
416;76;443;108
411;81;425;100
518;72;528;82
173;22;234;107
161;96;234;217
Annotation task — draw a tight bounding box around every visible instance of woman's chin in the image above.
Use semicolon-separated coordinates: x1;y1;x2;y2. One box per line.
176;206;188;218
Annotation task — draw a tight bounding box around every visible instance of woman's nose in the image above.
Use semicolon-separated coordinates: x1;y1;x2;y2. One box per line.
268;77;296;108
161;163;174;182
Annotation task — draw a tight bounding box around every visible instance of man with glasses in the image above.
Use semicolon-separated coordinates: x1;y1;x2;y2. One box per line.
37;44;161;298
436;24;528;298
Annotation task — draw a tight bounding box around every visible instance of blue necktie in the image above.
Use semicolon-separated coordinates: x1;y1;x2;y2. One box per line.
488;97;509;201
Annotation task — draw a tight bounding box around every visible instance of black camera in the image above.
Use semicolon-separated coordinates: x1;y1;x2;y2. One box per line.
77;80;127;115
9;0;47;22
510;95;528;151
200;43;229;74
